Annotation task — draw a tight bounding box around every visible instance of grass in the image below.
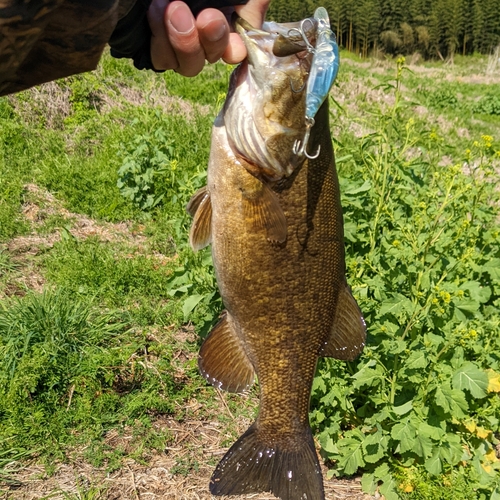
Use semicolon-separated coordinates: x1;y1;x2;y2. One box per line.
0;49;499;499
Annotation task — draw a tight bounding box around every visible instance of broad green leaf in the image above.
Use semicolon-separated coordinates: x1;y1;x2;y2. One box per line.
490;486;500;500
419;422;446;440
361;473;377;495
373;462;391;479
391;418;416;453
453;298;480;313
362;429;389;463
459;281;492;303
435;385;469;417
319;434;337;455
393;400;413;415
439;434;464;465
182;294;205;319
352;363;384;389
379;473;399;500
404;350;428;370
344;179;372;195
425;449;442;475
337;432;365;475
484;259;500;280
411;432;433;458
380;293;413;316
452;363;488;399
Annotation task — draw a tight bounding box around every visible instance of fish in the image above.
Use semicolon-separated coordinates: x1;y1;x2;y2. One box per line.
187;12;366;500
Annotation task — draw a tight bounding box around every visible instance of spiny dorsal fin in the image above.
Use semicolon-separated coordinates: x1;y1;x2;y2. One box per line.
321;283;366;361
241;180;287;244
188;186;212;252
198;312;255;393
210;423;325;500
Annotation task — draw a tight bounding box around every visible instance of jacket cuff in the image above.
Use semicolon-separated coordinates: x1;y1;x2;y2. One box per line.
109;0;163;71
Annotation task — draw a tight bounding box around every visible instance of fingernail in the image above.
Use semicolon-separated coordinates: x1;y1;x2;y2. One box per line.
169;4;195;35
204;21;227;43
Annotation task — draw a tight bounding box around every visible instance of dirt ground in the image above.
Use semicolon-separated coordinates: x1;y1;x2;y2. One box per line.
2;416;373;499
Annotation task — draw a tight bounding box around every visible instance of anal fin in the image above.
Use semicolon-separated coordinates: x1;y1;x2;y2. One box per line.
241;179;287;244
187;186;212;252
321;283;366;361
199;312;255;393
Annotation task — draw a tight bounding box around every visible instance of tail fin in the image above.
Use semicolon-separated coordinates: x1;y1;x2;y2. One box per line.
210;423;325;500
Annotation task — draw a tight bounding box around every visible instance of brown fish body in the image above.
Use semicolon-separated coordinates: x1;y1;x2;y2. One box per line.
188;17;365;500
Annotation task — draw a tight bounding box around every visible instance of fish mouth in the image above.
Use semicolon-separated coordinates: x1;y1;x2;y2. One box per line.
234;16;317;59
224;15;317;181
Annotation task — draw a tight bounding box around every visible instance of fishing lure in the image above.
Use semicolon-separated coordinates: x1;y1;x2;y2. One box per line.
292;7;339;159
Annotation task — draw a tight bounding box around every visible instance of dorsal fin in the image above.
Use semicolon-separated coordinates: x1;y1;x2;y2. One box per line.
241;179;287;244
187;186;212;252
321;283;366;361
199;312;255;393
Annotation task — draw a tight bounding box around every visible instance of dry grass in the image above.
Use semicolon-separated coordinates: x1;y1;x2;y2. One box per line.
0;183;170;299
3;414;372;500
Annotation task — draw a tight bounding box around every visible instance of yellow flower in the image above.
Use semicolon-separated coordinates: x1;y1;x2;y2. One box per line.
481;135;493;148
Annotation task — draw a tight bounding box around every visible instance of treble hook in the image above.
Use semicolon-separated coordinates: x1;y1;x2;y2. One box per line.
287;18;316;54
289;77;306;93
293;117;321;160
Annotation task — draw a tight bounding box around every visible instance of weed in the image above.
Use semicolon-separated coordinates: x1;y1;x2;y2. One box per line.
311;59;500;499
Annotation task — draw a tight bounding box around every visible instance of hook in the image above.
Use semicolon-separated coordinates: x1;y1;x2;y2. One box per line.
289;77;306;93
287;18;316;54
293;117;321;160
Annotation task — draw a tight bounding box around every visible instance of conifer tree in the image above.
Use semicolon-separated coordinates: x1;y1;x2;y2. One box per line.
264;0;499;58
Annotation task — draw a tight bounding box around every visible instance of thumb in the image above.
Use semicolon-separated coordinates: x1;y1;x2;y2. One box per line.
234;0;269;29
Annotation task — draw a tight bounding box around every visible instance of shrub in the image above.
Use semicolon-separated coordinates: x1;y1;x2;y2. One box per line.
311;59;500;499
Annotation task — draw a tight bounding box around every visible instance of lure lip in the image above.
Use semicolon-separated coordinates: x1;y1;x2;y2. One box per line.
234;16;318;57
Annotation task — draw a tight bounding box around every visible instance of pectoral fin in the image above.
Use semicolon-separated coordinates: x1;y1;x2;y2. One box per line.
188;186;212;252
241;180;287;244
199;312;255;393
321;283;366;361
186;185;208;216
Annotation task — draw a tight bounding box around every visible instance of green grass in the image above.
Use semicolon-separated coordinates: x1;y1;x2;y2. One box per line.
0;52;499;499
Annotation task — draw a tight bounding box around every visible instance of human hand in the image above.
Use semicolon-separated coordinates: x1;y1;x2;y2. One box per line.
148;0;270;76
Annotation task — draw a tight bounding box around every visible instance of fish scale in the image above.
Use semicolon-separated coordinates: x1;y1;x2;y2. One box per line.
188;12;366;500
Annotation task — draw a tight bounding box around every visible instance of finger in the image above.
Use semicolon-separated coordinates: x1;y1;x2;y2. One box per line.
167;1;206;77
148;0;179;71
223;0;271;64
196;9;230;64
222;32;247;65
235;0;269;29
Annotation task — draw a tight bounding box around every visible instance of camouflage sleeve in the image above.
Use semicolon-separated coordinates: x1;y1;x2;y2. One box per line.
0;0;250;96
109;0;157;71
0;0;136;96
109;0;251;70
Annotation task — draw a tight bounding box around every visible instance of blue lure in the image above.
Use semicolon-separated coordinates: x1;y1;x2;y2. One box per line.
292;7;339;160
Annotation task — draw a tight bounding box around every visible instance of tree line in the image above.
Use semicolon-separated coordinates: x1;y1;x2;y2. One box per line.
266;0;500;59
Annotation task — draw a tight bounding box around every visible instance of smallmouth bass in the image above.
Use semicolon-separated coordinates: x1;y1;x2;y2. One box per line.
187;12;366;500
